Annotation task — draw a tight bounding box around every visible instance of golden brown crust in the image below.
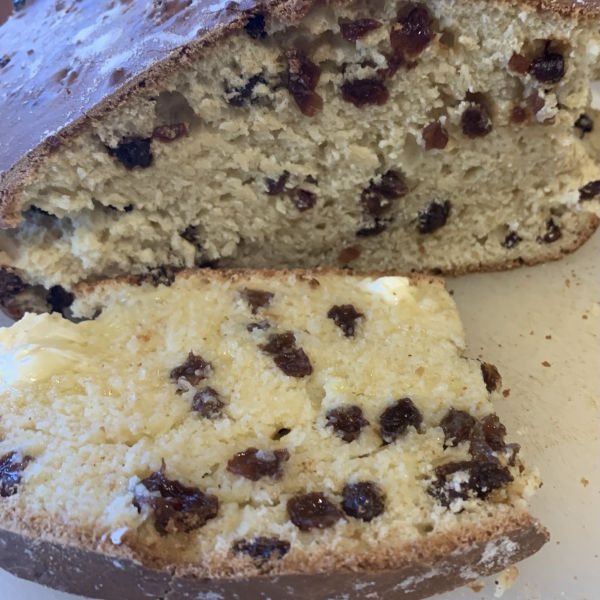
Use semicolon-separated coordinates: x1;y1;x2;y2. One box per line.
430;212;600;278
0;503;548;597
0;0;598;228
0;520;548;599
71;266;446;310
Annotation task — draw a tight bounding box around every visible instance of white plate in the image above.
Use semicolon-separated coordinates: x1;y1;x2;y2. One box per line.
1;89;598;600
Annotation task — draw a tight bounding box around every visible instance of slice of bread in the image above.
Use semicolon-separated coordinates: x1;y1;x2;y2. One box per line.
0;269;548;600
0;0;599;300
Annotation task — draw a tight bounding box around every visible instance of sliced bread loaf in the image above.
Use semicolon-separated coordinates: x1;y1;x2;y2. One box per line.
0;0;599;304
0;269;547;599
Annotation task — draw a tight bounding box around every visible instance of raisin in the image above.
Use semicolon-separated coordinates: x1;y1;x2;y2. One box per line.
529;44;564;84
480;362;501;393
341;18;383;42
192;387;224;419
327;304;364;338
240;288;274;314
266;171;289;195
502;231;522;248
287;492;344;531
428;461;472;506
261;331;296;354
170;352;211;386
574;114;594;138
440;408;476;448
422;121;449;150
468;461;514;498
227;448;290;481
47;286;74;313
379;398;422;443
0;452;33;497
0;56;10;69
341;481;385;521
526;92;545;115
273;348;313;377
0;268;27;298
261;332;313;378
325;405;369;442
226;74;267;107
107;137;153;170
292;189;317;212
338;246;361;264
509;106;528;124
508;53;530;75
361;190;391;218
461;104;492;138
287;50;323;117
247;321;271;332
134;470;219;535
356;220;388;237
469;414;520;466
232;537;290;562
472;414;506;452
341;79;389;108
385;51;405;78
390;6;434;57
579;180;600;201
152;123;188;142
428;459;513;506
358;172;406;219
372;171;409;199
538;219;562;244
244;13;266;39
418;200;450;234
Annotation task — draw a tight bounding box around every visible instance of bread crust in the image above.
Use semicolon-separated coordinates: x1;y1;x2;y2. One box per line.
0;0;598;228
434;212;600;278
72;265;446;298
0;506;548;599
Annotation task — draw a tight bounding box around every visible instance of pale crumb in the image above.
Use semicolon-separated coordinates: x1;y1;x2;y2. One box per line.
591;304;600;317
494;565;519;597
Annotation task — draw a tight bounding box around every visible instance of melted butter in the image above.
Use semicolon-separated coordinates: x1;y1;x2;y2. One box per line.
0;313;92;390
359;276;413;305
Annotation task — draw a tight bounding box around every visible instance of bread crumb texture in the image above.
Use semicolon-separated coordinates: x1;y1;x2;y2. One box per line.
0;271;540;576
1;0;599;289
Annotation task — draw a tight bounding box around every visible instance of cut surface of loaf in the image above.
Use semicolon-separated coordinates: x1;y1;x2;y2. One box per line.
0;0;599;300
0;269;547;599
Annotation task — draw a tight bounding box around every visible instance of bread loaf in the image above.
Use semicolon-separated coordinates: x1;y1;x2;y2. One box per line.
0;0;599;312
0;269;548;599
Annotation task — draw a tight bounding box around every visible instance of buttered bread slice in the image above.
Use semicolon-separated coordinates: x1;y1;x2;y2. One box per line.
0;269;547;600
